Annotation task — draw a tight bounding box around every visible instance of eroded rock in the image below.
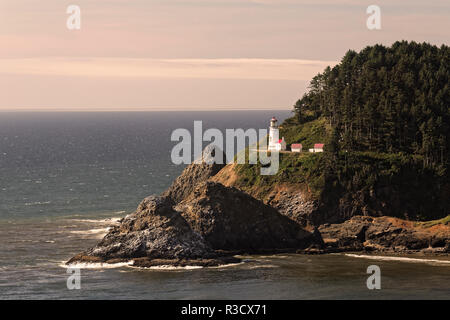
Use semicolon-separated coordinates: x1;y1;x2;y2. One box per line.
176;181;320;252
319;216;450;253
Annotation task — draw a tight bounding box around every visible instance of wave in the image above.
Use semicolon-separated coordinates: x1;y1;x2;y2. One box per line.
64;217;123;239
63;261;237;271
24;201;51;206
210;261;245;269
70;227;110;235
129;265;204;271
71;217;122;224
345;254;450;265
244;264;278;269
61;261;134;269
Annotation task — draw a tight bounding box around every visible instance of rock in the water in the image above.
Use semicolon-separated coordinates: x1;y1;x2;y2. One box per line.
319;216;450;253
67;195;237;267
67;179;324;267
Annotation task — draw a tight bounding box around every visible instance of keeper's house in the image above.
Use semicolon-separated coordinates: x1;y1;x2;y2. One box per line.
291;143;302;153
309;143;324;153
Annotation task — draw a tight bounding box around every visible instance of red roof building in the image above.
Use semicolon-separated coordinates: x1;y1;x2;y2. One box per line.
291;143;303;152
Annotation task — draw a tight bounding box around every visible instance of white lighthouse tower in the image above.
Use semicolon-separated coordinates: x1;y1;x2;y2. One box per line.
268;117;286;151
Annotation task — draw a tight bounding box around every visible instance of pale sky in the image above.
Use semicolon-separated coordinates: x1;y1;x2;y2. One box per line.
1;0;449;111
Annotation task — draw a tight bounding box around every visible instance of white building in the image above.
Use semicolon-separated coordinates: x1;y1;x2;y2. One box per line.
291;143;302;152
309;143;324;153
268;117;286;151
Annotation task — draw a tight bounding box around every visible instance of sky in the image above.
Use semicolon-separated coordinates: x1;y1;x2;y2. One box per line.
1;0;449;111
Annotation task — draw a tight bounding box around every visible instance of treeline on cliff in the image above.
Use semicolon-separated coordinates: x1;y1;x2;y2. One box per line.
271;41;450;222
231;42;448;222
294;41;449;169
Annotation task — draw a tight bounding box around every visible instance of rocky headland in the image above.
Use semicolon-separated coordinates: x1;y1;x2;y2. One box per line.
67;146;449;268
67;147;323;267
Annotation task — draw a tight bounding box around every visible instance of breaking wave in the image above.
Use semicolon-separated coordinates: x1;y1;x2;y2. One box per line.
345;254;450;265
61;261;134;269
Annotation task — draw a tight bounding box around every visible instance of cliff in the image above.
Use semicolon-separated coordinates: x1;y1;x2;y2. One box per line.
67;147;322;267
211;161;450;255
176;181;319;252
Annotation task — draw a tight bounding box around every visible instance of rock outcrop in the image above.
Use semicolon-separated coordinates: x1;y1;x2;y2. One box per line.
319;216;450;254
68;146;321;267
68;142;449;267
67;195;239;267
212;168;320;227
176;181;319;252
163;144;226;203
264;185;319;227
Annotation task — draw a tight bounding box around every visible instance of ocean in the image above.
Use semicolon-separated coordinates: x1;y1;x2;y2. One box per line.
0;111;449;299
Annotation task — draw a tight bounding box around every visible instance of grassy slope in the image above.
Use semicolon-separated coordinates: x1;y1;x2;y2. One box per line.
230;117;331;199
280;117;329;149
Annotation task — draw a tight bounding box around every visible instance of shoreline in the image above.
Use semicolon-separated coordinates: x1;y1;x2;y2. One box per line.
63;251;450;270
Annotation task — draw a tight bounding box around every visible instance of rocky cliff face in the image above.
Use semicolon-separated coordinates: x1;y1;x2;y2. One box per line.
163;145;226;203
211;163;449;255
68;145;449;267
67;195;239;267
264;186;319;227
212;166;319;227
319;216;450;254
67;148;321;267
176;181;319;252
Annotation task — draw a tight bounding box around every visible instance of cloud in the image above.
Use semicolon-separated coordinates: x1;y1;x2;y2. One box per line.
0;58;337;81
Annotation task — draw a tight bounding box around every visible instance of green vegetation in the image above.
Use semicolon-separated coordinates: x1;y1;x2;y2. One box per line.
294;41;449;169
233;41;449;221
280;118;330;149
234;149;447;220
234;152;326;198
416;215;450;228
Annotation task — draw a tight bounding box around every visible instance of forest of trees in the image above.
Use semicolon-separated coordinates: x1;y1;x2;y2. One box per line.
294;41;449;170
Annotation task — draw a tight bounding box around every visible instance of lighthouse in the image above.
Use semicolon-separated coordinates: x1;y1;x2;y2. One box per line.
268;117;286;151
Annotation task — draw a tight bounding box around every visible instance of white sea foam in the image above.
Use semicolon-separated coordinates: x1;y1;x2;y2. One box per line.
69;228;110;238
129;265;204;271
24;201;51;206
245;264;278;269
209;261;245;269
71;217;122;224
345;254;450;265
61;261;134;269
63;261;241;271
70;227;111;234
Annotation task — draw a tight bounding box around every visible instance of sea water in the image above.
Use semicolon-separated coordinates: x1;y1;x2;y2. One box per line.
0;111;448;299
